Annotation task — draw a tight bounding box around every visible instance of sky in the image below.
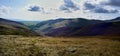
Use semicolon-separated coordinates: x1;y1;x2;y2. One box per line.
0;0;120;21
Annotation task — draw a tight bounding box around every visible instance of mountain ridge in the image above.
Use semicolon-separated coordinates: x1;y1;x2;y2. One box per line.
33;17;120;36
34;18;104;35
1;17;119;36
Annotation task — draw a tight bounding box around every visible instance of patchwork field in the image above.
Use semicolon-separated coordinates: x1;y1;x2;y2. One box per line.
0;35;120;56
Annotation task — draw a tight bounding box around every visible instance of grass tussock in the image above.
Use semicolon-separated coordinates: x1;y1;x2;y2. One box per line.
0;35;120;56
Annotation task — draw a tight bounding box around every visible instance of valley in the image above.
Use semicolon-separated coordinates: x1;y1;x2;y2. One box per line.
21;17;120;36
0;17;120;56
0;0;120;56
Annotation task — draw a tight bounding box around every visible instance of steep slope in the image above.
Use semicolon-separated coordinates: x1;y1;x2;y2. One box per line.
46;21;120;36
70;21;120;36
35;18;104;34
0;18;38;36
35;19;69;34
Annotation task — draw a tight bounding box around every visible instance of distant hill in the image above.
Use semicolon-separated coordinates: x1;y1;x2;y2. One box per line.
110;17;120;22
0;18;38;36
32;17;120;36
16;17;120;36
35;18;104;35
46;21;120;36
104;17;120;23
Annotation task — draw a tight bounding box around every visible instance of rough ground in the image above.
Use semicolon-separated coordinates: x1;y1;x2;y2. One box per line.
0;35;120;56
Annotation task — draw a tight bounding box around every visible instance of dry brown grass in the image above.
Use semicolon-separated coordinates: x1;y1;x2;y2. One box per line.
0;35;120;56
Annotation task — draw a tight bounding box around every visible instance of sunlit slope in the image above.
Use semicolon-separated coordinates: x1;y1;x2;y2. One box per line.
0;18;38;36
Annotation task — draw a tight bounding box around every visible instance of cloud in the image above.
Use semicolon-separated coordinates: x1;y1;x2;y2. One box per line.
28;5;44;12
28;6;40;11
93;7;118;13
0;5;11;16
102;0;120;6
83;0;120;13
84;2;96;10
1;0;120;21
60;0;80;12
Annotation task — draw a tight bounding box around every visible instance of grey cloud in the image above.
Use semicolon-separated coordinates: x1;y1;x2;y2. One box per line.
93;7;118;13
60;0;79;12
84;1;119;13
102;0;120;6
28;6;43;12
84;2;96;10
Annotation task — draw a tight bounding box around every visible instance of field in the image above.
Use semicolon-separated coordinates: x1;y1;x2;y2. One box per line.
0;35;120;56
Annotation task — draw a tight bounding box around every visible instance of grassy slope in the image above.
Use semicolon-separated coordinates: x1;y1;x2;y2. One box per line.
46;21;120;36
0;18;38;36
0;36;120;56
0;25;37;36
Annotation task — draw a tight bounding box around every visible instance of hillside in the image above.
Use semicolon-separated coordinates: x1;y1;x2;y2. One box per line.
15;17;120;36
0;18;38;36
46;21;120;36
31;17;120;36
35;18;104;35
